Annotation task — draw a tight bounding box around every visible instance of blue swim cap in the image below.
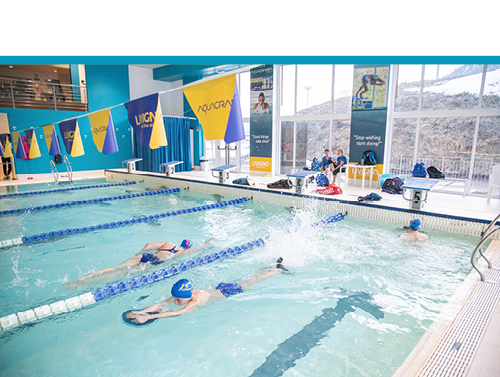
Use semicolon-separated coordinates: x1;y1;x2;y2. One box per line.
373;74;379;80
171;279;193;299
410;219;421;230
180;239;192;249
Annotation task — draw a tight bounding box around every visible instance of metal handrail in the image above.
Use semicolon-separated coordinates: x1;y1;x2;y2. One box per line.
481;214;500;238
49;160;59;183
63;156;73;183
471;227;500;282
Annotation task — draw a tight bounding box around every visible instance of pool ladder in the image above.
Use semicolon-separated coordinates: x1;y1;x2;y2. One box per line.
471;214;500;283
49;157;73;184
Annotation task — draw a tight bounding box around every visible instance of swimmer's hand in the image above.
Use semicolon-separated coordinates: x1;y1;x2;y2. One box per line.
128;311;153;323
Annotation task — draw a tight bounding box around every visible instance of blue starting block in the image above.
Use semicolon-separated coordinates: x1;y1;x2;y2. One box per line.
160;161;183;177
122;158;142;173
287;170;315;194
402;178;440;209
211;164;238;183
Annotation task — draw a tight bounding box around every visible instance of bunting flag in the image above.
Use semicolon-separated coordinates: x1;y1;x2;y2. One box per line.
124;93;167;149
88;109;119;154
42;124;62;156
0;136;4;157
58;119;85;157
25;129;41;159
183;74;245;143
12;132;26;159
0;134;12;158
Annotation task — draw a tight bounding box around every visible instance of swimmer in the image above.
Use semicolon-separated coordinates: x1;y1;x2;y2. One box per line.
67;238;215;286
125;258;288;324
400;219;429;242
355;74;386;99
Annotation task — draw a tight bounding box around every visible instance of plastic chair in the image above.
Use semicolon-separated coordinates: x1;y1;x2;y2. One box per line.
337;156;349;186
486;165;500;204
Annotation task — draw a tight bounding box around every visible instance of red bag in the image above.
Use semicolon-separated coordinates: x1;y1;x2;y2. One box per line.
316;184;342;195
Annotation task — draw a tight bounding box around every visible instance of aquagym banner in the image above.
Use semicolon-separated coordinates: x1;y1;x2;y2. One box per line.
12;132;26;159
58;119;85;157
42;124;62;156
88;109;119;154
25;129;41;159
0;134;12;158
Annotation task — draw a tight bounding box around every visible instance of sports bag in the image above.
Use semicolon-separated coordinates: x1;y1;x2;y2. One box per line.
412;162;427;177
360;150;376;166
381;177;404;194
315;173;330;187
427;166;445;179
316;183;343;195
267;179;292;189
232;177;249;185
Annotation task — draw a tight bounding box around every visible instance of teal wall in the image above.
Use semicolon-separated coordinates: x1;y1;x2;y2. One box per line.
0;65;133;175
183;76;204;165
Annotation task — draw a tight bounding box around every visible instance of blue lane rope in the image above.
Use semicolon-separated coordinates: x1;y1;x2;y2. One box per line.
0;188;180;217
0;181;137;199
91;213;345;301
20;198;248;245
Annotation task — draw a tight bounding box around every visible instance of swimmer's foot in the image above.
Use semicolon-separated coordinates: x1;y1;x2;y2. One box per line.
276;257;289;272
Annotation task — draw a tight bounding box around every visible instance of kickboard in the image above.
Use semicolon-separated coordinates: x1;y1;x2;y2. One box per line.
122;310;158;328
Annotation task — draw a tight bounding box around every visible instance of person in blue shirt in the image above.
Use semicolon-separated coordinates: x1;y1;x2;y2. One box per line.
332;149;347;185
321;149;334;180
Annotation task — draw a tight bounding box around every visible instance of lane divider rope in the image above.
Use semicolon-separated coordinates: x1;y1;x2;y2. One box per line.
0;181;136;199
0;213;344;330
0;188;180;217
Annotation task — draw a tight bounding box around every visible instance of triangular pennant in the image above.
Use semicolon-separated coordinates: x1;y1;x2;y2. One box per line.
0;134;13;158
42;124;62;156
224;81;245;143
88;109;119;154
13;132;26;159
59;119;85;157
25;129;41;159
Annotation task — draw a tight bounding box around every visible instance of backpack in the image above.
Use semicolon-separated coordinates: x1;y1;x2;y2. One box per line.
381;177;404;195
316;183;343;195
267;179;292;189
427;166;445;179
315;173;330;187
360;150;376;166
412;162;427;177
311;158;321;171
233;177;249;185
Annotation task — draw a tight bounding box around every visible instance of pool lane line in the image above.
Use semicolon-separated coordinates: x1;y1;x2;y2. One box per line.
0;181;136;199
0;213;344;331
0;198;248;248
0;188;181;217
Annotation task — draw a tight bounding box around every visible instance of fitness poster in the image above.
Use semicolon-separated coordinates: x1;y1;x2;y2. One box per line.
349;65;390;181
249;65;273;173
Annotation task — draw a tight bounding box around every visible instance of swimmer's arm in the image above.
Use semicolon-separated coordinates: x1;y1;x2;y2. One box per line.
130;297;174;315
136;300;199;320
185;238;216;255
138;242;168;254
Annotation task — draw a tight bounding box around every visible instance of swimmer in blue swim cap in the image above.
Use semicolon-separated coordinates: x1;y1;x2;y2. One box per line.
356;73;386;99
67;238;215;286
126;258;289;324
400;218;429;242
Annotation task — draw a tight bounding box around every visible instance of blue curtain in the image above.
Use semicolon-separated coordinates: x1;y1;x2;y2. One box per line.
134;117;192;173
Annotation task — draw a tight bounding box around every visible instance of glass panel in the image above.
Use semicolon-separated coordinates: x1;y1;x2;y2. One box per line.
395;65;421;112
239;71;250;119
205;140;216;169
296;65;333;115
280;65;296;116
287;120;331;168
471;116;500;195
330;120;351;161
295;122;308;169
280;121;294;175
390;118;417;176
422;65;483;111
333;65;354;114
417;117;475;180
482;65;500;109
240;122;250;173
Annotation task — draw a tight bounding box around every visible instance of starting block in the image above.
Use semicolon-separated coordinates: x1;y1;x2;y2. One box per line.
211;164;238;184
402;178;439;209
160;161;183;177
287;170;315;194
122;158;142;173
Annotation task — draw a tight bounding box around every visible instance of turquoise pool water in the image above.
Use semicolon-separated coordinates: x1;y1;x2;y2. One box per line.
0;180;478;376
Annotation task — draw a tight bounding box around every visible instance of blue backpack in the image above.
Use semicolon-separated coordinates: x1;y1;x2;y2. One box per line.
315;173;329;187
311;158;321;171
361;150;376;166
412;162;427;178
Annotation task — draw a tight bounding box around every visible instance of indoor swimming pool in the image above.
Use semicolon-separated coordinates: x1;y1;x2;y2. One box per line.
0;179;479;377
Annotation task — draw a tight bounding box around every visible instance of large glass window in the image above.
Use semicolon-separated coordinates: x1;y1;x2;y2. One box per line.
331;120;351;159
280;65;296;116
395;65;421;112
471;116;500;194
482;65;500;109
390;118;417;176
280;121;294;175
240;122;250;173
333;65;354;114
239;71;250;119
296;65;333;114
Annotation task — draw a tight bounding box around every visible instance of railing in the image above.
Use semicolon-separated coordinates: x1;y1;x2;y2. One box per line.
471;215;500;282
63;156;73;183
0;76;87;111
49;160;59;183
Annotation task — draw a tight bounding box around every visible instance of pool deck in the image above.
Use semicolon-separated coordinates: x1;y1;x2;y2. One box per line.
1;169;500;377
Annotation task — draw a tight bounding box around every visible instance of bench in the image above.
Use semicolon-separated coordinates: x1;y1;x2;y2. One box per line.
121;158;142;173
287;170;316;194
160;161;183;177
211;164;238;184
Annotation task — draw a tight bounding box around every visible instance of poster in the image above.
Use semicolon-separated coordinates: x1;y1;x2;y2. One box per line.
250;65;273;172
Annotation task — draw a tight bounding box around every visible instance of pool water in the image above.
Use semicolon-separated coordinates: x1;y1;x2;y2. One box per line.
0;180;478;377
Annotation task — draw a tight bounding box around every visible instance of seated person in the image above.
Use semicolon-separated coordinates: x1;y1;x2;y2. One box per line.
321;149;334;179
332;149;347;185
67;238;215;285
400;219;429;242
125;258;288;324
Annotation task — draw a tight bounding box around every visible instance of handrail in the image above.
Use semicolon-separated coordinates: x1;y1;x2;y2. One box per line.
63;156;73;183
481;214;500;238
471;227;500;282
49;160;58;183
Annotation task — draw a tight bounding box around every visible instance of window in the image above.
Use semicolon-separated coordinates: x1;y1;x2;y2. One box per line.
296;65;333;114
333;65;354;114
280;65;296;116
482;65;500;109
395;65;421;112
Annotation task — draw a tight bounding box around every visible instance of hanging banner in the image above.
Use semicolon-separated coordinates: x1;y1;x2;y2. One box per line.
42;124;62;156
88;109;119;154
124;93;167;149
183;74;245;143
12;132;26;159
250;65;273;172
0;137;3;157
25;129;41;159
0;134;12;158
58;119;85;157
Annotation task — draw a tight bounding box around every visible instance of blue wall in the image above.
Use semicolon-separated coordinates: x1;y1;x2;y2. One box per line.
0;65;133;175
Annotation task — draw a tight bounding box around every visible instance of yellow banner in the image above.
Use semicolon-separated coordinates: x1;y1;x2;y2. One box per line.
347;164;382;181
183;74;235;141
12;132;20;154
88;109;109;153
71;123;85;157
1;136;12;158
250;156;272;172
149;100;167;149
